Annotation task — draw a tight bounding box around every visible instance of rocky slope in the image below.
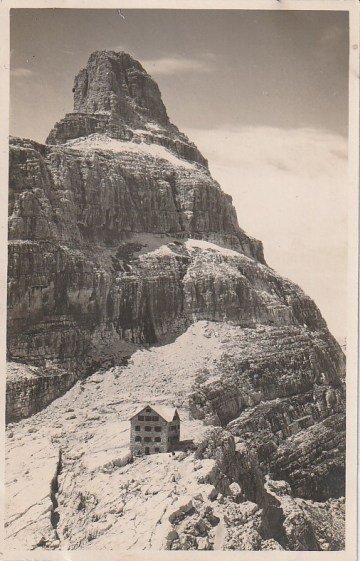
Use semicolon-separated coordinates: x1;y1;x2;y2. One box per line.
6;322;345;551
6;50;346;551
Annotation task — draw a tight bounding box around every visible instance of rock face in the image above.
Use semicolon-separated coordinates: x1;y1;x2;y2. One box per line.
9;50;270;420
73;51;169;122
6;362;79;423
6;50;345;551
189;324;345;502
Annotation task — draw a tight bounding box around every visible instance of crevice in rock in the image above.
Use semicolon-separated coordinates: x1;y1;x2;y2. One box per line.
257;488;288;549
167;173;184;231
228;446;289;549
49;449;62;536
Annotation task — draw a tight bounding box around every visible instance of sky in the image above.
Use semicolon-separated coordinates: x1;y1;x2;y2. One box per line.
9;9;349;340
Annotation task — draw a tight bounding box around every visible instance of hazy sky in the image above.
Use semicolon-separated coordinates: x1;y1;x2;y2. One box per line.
10;9;349;339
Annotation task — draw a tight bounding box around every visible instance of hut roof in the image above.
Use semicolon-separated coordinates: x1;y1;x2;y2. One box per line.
130;404;179;422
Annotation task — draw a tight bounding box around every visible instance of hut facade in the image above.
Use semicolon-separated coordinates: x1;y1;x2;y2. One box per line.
130;404;180;456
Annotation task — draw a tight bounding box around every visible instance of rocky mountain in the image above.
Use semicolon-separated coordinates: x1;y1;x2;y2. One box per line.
6;50;345;552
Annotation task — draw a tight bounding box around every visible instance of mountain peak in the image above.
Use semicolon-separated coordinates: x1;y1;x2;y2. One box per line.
72;50;170;127
46;50;207;167
43;50;265;262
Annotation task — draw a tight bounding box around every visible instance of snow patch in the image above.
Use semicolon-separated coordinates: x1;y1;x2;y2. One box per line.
144;244;176;258
146;122;164;131
66;134;195;170
185;238;242;258
131;128;153;136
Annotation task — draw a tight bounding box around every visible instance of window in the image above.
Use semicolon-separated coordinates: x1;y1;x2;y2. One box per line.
145;426;151;432
146;408;151;413
155;437;161;442
152;416;159;421
138;415;144;421
135;426;140;431
144;437;152;442
145;416;152;421
135;436;141;442
154;447;160;453
155;426;161;432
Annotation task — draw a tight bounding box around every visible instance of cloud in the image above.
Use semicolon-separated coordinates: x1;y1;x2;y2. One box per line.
140;54;215;76
184;125;348;339
11;68;33;78
105;49;216;76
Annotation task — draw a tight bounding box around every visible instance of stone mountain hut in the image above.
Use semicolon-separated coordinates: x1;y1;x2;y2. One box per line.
130;404;180;456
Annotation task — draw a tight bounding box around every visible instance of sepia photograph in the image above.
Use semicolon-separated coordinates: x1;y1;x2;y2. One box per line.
1;1;358;558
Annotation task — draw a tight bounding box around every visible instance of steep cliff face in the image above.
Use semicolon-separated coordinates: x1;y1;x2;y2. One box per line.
188;320;345;503
8;51;269;391
7;232;326;400
8;51;281;421
6;50;345;551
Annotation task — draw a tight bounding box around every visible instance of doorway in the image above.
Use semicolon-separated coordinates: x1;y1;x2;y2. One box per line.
145;447;150;455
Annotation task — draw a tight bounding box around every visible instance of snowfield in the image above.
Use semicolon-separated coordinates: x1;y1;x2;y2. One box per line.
66;133;196;170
